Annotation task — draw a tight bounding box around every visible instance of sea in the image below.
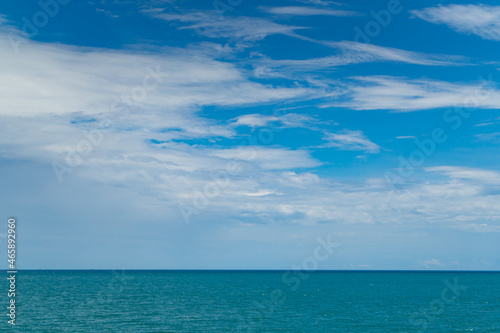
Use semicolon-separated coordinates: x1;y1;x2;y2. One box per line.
1;270;499;332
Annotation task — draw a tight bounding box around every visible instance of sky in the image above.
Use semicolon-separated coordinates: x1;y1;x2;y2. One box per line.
0;0;499;270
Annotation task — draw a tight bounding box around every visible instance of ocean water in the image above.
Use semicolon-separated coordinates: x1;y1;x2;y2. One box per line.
1;270;499;332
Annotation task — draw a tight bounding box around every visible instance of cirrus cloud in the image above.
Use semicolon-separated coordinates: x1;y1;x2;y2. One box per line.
411;4;500;41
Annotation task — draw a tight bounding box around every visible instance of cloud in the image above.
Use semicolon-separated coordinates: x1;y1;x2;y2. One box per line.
294;0;342;5
426;166;500;185
260;6;360;16
232;113;323;129
475;122;494;127
475;132;500;142
418;259;445;267
209;147;322;169
233;114;278;128
233;189;281;197
148;9;465;70
330;41;467;66
253;42;468;78
0;34;316;119
411;4;500;41
2;13;500;238
201;170;500;228
475;116;500;127
321;130;380;153
0;22;327;209
396;136;416;140
279;171;320;188
147;10;307;41
335;76;500;111
3;2;500;269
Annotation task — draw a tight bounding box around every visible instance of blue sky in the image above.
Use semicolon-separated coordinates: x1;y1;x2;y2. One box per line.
0;0;500;269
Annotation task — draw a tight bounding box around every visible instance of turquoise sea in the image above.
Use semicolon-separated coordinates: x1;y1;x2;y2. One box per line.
1;271;499;332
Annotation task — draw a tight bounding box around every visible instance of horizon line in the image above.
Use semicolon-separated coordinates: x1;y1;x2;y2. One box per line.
2;269;500;272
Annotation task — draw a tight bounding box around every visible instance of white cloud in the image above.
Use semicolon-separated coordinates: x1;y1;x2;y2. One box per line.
209;147;322;170
426;166;500;185
321;130;380;153
234;189;280;197
475;132;500;142
295;0;342;5
475;122;494;127
254;41;468;79
147;10;307;41
330;41;467;66
411;4;500;41
335;76;500;111
233;114;278;128
0;34;314;118
418;259;445;267
205;171;500;228
260;6;359;16
0;23;324;209
2;17;500;236
3;3;500;269
396;136;416;140
279;171;320;188
232;113;322;129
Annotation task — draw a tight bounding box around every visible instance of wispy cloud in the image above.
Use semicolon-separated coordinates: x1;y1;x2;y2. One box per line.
198;170;500;228
474;132;500;142
233;114;279;128
321;130;380;153
0;23;325;205
426;166;500;185
334;76;500;111
260;6;360;16
146;10;307;41
474;116;500;127
209;147;322;169
279;171;320;188
329;41;468;66
475;122;494;127
0;30;316;118
232;113;325;129
411;4;500;41
295;0;342;5
418;258;445;267
254;42;468;78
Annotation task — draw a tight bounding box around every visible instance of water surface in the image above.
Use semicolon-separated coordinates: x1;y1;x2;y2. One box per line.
2;270;499;332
